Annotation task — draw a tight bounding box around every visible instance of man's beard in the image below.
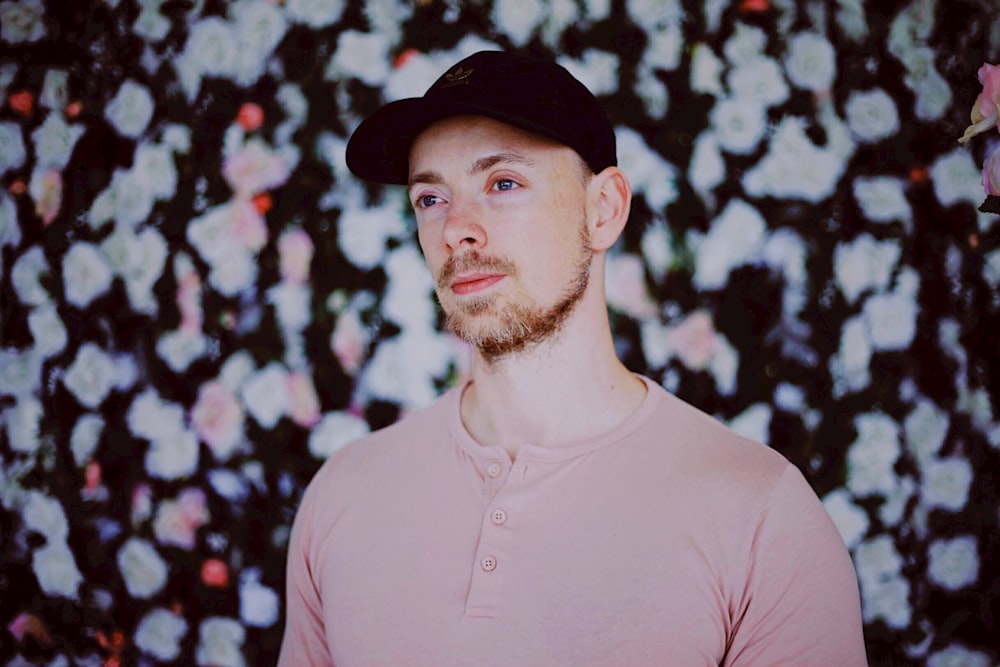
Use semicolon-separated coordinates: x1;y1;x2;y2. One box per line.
435;223;593;364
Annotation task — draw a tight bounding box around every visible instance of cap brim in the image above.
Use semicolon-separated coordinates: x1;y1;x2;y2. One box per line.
345;97;573;186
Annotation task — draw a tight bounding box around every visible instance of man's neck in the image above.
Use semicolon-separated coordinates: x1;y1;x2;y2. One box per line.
458;307;647;460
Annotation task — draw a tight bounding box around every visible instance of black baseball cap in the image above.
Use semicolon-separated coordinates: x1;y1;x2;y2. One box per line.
345;50;617;185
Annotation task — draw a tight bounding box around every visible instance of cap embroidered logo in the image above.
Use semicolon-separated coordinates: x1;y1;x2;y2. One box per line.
442;66;474;88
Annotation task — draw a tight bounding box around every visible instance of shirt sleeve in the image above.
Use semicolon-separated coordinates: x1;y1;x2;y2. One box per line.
724;463;868;667
277;478;336;667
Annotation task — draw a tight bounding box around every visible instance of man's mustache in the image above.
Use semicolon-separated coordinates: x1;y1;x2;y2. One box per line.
437;252;517;290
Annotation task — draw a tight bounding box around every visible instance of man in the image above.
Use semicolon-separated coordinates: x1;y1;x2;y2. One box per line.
279;50;867;666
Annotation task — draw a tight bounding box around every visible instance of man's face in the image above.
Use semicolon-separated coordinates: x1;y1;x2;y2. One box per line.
407;115;594;362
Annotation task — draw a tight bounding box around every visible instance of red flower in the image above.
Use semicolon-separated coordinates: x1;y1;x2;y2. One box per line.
9;90;33;116
237;102;264;131
202;558;230;587
740;0;769;11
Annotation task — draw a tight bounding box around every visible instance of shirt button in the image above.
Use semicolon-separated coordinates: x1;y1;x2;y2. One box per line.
480;556;497;572
491;508;507;525
487;463;502;478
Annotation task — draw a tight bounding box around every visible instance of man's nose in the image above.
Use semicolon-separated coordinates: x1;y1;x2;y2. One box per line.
442;197;487;252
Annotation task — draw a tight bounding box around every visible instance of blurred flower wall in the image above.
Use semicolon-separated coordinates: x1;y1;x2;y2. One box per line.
1;0;998;664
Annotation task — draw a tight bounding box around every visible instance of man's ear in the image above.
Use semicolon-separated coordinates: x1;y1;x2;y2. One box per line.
587;166;632;252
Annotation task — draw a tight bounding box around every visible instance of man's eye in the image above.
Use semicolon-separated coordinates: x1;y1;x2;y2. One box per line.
415;194;442;208
493;178;519;191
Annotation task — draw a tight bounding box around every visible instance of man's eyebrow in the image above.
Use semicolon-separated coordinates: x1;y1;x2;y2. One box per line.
407;153;536;191
470;152;536;174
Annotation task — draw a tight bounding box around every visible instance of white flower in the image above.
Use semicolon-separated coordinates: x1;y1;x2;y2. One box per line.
846;412;900;497
742;116;849;202
854;534;903;586
615;126;678;209
784;32;836;91
308;411;369;459
127;389;186;442
363;0;413;42
822;489;869;549
833;234;900;304
133;142;178;201
853;176;911;225
222;138;292;198
135;608;188;662
845;88;899;143
28;303;67;358
153;488;209;549
21;490;69;541
183;16;240;77
642;23;683;72
634;63;668;119
239;573;280;627
708;335;738;396
11;245;50;306
284;0;345;28
105;80;155;139
161;124;191;154
860;572;911;629
879;474;915;528
0;191;22;248
32;114;84;169
689;43;723;95
723;22;766;63
863;289;917;351
709;97;766;155
381;244;437;329
241;363;290;429
360;330;455;410
32;541;83;599
196;617;246;667
640;219;673;280
626;0;682;31
337;199;407;270
0;348;42;399
557;49;619;96
687;131;725;202
604;252;656;320
690;198;766;289
219;351;256;392
727;56;788;108
63;242;114;308
70;413;104;466
902;46;952;122
231;0;288;61
492;0;544;47
773;383;804;412
267;282;311;333
208;245;258;296
920;457;972;512
830;315;871;394
133;4;171;41
0;121;26;175
762;228;807;286
4;394;42;452
930;149;985;208
117;537;168;599
156;328;209;372
727;403;771;443
89;168;155;229
834;0;868;41
0;0;46;43
927;535;979;591
63;343;117;409
926;644;993;667
326;29;390;86
904;399;949;464
145;429;200;480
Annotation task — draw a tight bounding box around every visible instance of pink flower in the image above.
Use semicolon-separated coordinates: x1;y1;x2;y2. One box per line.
230;199;268;253
30;168;62;226
959;62;1000;143
279;228;314;283
983;146;1000;196
202;558;229;587
222;139;290;198
287;372;321;427
605;253;657;319
8;612;50;644
131;483;153;526
668;310;718;371
176;265;203;333
191;380;244;461
331;309;368;376
153;487;209;550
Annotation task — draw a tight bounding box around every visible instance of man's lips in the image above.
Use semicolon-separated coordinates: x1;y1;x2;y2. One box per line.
451;273;505;295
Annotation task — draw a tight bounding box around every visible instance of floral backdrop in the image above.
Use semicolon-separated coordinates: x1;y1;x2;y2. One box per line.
1;0;998;664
